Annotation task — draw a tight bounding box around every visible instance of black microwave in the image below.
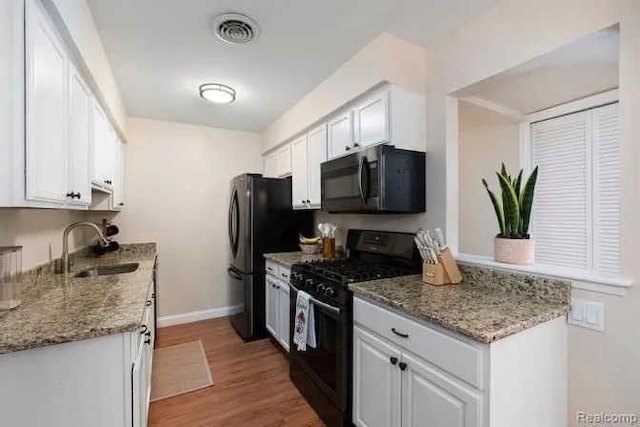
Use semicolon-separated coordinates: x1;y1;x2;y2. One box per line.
320;145;425;214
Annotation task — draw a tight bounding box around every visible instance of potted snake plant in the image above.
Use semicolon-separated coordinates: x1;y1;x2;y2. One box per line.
482;164;539;265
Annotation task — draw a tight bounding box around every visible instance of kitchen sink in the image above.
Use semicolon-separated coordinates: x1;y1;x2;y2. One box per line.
74;263;139;278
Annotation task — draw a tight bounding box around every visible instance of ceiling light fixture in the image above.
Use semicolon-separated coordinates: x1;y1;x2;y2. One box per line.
199;83;236;104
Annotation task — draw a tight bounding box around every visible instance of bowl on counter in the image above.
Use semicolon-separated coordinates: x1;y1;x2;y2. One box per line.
299;243;320;255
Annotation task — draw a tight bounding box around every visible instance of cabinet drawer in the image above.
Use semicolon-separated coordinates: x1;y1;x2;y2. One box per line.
354;297;484;389
277;265;291;282
266;260;279;276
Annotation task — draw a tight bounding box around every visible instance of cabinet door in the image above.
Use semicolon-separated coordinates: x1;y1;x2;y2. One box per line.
277;144;292;177
328;112;354;159
265;276;278;338
264;152;278;178
25;0;68;203
277;282;290;352
401;352;481;427
91;102;110;187
291;135;309;209
353;326;402;427
354;90;390;148
306;125;327;208
131;337;145;427
112;139;125;210
68;65;92;206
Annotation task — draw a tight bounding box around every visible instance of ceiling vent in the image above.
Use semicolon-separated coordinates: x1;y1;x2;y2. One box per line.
212;13;259;44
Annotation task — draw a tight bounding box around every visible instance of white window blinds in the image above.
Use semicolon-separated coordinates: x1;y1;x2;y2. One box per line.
530;102;620;275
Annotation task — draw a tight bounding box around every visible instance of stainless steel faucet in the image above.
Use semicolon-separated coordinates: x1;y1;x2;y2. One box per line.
55;222;110;274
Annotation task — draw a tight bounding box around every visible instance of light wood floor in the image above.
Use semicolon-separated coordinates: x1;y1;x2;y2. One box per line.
149;317;325;427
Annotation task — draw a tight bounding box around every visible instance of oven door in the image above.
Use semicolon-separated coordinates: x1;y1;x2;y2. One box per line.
321;148;380;212
289;286;350;409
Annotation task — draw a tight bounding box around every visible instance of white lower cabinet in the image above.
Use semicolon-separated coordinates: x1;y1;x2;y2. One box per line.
0;283;156;427
353;297;567;427
265;260;291;352
353;327;402;427
401;352;480;427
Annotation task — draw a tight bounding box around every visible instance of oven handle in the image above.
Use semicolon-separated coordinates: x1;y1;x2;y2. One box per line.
289;283;341;315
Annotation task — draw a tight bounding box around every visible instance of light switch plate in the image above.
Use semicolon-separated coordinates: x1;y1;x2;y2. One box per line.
568;297;604;331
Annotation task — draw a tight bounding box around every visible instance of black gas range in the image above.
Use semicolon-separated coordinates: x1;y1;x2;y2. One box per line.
288;229;421;427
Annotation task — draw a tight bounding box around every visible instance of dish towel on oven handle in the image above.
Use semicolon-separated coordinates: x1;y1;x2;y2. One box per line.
293;290;317;351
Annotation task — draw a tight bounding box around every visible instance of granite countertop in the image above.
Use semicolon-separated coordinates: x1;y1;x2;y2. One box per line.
349;263;570;344
0;243;157;354
264;251;324;267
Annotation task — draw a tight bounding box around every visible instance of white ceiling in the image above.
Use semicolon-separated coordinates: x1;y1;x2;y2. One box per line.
455;27;619;114
87;0;496;132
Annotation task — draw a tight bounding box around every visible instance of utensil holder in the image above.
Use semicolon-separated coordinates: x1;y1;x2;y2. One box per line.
322;237;336;259
422;248;462;286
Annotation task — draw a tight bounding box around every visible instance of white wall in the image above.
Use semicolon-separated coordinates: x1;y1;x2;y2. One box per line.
49;0;127;130
426;0;640;421
118;117;262;317
458;103;520;256
0;209;88;270
263;33;427;152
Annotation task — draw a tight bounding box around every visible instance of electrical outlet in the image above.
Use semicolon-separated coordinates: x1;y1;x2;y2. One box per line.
568;297;604;332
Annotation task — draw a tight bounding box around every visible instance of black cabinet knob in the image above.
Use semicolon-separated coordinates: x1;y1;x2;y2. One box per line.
144;331;151;344
104;179;112;185
140;324;148;334
390;356;398;365
118;202;124;206
399;362;408;371
66;192;74;198
146;300;152;306
345;146;351;151
306;199;310;204
301;200;306;204
353;143;360;148
74;192;81;199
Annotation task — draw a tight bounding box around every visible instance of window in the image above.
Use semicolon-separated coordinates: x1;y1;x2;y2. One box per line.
529;102;621;276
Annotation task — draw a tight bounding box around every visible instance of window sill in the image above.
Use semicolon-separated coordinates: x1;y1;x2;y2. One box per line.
456;253;633;296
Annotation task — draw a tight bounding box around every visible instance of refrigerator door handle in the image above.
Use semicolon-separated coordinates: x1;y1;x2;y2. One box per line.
228;188;239;257
227;267;243;281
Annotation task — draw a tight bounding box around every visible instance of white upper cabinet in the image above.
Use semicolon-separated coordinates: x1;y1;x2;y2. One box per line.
277;144;292;177
67;64;92;206
263;152;278;178
306;124;327;208
112;138;125;210
25;0;69;204
354;89;390;148
92;102;115;189
291;135;309;209
290;125;327;210
328;111;354;159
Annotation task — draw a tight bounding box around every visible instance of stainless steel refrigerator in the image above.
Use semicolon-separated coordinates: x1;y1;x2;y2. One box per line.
227;174;313;340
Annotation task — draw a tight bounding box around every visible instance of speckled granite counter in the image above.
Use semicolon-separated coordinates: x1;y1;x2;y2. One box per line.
264;251;324;267
349;263;570;344
0;243;157;354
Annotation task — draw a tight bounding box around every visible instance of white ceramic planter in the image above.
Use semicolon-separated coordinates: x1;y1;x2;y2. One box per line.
494;237;535;265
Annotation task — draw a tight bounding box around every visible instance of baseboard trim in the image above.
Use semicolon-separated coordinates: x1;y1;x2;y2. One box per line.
158;304;243;328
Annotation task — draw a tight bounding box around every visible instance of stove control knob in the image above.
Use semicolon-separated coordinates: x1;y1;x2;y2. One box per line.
316;284;326;293
305;278;314;288
324;288;335;297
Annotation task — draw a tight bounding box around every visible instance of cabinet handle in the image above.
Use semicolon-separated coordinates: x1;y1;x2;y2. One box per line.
118;202;124;206
390;356;398;365
345;146;351;151
306;199;310;204
353;143;360;148
104;179;112;185
399;362;408;371
140;324;148;334
301;200;306;205
144;331;151;345
66;192;74;198
146;300;152;306
74;192;81;199
391;328;410;338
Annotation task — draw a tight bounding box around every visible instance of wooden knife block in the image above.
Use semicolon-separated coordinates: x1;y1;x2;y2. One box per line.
422;248;463;286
